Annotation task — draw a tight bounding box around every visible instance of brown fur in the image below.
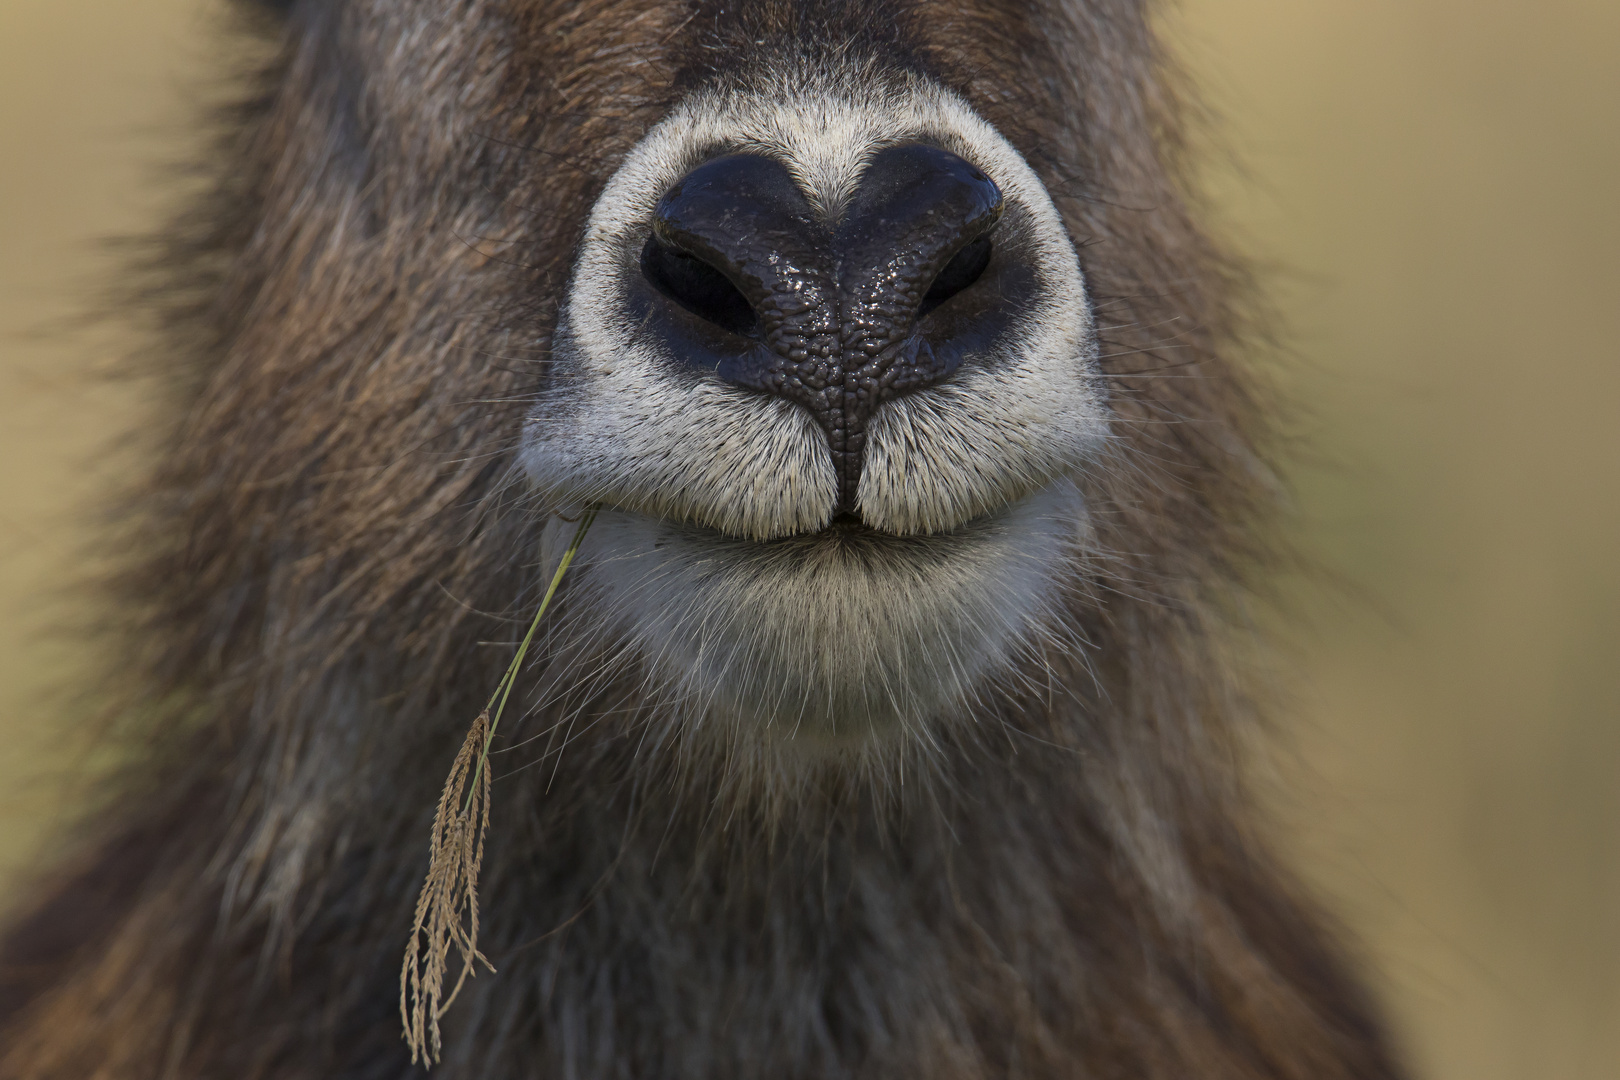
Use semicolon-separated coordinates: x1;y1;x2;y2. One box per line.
0;1;1406;1077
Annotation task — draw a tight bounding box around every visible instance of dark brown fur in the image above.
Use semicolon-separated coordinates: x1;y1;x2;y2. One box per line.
0;2;1406;1077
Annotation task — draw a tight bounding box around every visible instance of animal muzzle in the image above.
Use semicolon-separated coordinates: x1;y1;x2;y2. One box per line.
525;76;1106;541
632;144;1007;511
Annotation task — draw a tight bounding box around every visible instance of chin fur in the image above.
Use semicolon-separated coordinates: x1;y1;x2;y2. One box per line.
538;479;1091;756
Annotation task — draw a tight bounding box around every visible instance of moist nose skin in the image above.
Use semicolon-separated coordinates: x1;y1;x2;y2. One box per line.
638;143;1005;511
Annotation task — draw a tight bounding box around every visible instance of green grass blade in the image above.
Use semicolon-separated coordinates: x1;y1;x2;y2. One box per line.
465;506;598;809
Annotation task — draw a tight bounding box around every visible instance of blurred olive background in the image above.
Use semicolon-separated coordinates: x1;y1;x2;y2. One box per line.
2;1;1616;1076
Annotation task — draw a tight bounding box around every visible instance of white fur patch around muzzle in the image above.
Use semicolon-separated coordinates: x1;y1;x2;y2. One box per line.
540;479;1090;742
518;64;1108;741
521;64;1107;542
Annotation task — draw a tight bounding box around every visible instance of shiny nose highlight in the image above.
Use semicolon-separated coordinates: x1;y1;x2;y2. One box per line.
638;143;1005;510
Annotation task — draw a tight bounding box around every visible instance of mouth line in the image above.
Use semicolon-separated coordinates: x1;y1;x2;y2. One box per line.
589;498;1021;547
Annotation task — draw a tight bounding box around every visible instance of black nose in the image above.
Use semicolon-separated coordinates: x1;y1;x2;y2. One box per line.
637;144;1005;511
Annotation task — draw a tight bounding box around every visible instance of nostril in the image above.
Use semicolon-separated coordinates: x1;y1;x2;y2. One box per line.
640;234;759;338
918;235;993;320
629;144;1012;511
